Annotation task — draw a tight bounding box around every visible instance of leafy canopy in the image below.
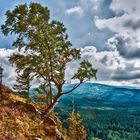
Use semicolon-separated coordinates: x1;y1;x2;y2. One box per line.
1;3;97;114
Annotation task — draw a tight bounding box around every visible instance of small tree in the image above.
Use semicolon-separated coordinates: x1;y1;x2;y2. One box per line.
67;112;87;140
13;70;32;97
1;3;97;115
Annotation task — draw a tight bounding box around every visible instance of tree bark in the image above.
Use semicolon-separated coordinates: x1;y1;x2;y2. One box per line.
42;92;62;116
42;99;58;116
42;83;83;116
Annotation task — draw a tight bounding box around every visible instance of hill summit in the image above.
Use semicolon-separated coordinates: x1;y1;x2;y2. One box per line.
57;82;140;108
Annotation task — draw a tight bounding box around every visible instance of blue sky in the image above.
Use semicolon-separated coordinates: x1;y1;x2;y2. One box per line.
0;0;115;50
0;0;140;87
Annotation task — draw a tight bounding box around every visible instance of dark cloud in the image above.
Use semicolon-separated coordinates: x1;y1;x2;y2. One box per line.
108;35;140;59
111;63;140;81
133;79;140;85
124;19;140;30
112;70;140;81
100;55;109;65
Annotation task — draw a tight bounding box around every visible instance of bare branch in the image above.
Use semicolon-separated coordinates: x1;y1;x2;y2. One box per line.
62;82;82;95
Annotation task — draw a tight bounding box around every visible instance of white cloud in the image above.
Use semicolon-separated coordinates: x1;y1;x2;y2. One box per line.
0;48;16;88
65;0;100;16
65;46;140;86
95;0;140;60
65;6;83;16
1;45;140;88
110;0;140;16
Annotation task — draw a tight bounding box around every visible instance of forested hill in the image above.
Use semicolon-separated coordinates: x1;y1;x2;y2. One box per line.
56;82;140;108
54;83;140;140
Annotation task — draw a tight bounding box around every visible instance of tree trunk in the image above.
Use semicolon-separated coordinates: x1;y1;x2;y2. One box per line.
42;93;61;116
42;100;58;116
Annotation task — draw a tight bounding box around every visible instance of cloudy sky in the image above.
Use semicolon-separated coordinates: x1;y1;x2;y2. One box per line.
0;0;140;88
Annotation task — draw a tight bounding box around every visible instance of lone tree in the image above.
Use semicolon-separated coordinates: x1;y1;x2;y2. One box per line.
1;3;97;115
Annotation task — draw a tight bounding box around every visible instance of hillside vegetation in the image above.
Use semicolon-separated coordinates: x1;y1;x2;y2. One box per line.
0;84;67;140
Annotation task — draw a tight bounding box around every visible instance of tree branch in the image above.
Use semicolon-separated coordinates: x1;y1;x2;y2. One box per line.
62;82;82;95
38;72;48;81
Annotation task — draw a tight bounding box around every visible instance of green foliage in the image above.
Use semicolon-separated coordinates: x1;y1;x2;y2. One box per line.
35;83;55;107
67;112;87;140
1;2;97;115
86;108;140;140
73;60;97;82
55;107;140;140
13;70;32;97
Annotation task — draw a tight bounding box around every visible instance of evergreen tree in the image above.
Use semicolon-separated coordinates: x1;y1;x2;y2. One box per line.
13;70;32;97
67;112;87;140
1;3;97;115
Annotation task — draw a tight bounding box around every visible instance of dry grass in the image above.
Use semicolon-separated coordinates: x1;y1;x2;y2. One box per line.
0;84;66;140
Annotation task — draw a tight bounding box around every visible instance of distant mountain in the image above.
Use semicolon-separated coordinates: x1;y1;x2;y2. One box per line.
58;82;140;108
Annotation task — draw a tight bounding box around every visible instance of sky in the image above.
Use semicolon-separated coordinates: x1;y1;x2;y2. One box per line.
0;0;140;88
